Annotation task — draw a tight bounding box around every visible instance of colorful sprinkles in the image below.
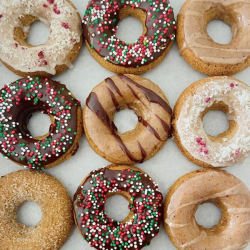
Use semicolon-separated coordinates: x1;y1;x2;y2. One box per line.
83;0;176;68
0;77;81;170
74;167;163;250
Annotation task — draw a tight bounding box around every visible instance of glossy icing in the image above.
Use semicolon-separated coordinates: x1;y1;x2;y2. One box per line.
178;0;250;65
176;77;250;167
73;166;163;250
0;77;81;170
84;74;172;163
0;0;81;75
82;0;176;68
165;169;250;250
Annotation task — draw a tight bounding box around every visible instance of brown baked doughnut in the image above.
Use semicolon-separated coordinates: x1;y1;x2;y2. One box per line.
83;74;172;164
164;169;250;250
73;164;163;250
0;0;82;77
177;0;250;76
0;170;73;250
173;76;250;168
82;0;176;74
0;76;82;170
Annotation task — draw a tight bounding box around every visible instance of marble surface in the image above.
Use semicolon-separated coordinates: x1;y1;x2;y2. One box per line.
0;0;250;249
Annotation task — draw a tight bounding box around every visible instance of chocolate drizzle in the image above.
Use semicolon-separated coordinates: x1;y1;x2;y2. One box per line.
107;87;120;111
119;74;172;114
105;77;123;97
86;92;143;162
73;167;163;250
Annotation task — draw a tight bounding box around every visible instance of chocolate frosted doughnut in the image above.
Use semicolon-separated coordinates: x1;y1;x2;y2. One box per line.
177;0;250;76
73;164;163;250
173;76;250;168
0;0;82;77
0;77;82;170
83;74;172;164
164;169;250;250
0;170;73;250
82;0;176;74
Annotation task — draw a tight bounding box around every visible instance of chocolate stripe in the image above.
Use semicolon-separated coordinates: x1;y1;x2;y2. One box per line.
137;141;147;163
107;87;120;111
119;74;172;114
138;116;163;141
86;92;139;162
156;114;170;135
105;77;123;97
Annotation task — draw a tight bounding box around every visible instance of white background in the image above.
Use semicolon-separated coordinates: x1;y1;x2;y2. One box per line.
0;0;250;249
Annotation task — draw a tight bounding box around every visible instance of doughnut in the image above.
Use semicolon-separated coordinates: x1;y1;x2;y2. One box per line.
173;76;250;168
73;164;163;250
83;74;172;164
82;0;176;75
0;0;82;77
164;169;250;250
0;76;82;170
177;0;250;76
0;170;73;250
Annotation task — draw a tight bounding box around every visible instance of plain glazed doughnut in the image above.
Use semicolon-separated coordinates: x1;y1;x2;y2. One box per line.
0;0;82;77
0;170;73;250
173;76;250;168
164;169;250;250
83;74;172;164
177;0;250;76
82;0;176;74
73;164;163;250
0;76;82;170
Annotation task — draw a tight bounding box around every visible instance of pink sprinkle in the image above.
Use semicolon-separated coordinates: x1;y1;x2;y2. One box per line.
54;8;60;14
205;97;211;103
230;83;234;88
43;4;48;7
235;150;239;158
61;22;69;29
43;60;48;65
204;149;209;154
38;51;44;59
196;138;202;143
71;38;76;42
14;43;18;48
47;0;54;4
200;141;206;147
0;14;3;18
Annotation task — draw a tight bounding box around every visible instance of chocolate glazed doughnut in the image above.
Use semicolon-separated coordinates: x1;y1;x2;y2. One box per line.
0;77;82;170
73;164;163;250
83;74;172;164
82;0;176;74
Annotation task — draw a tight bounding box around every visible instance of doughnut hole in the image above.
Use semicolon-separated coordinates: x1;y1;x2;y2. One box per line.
116;6;146;43
13;15;50;48
114;109;138;134
195;202;222;229
204;5;237;45
105;191;134;223
27;111;53;139
201;101;238;143
17;201;42;227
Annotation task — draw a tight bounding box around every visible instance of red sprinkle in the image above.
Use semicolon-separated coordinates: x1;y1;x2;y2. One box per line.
61;22;69;29
38;51;44;59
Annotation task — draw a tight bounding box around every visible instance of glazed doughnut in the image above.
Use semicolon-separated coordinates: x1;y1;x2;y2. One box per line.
164;169;250;250
0;0;82;77
82;0;176;74
0;170;73;250
73;164;163;250
177;0;250;76
173;76;250;168
83;74;172;164
0;76;82;170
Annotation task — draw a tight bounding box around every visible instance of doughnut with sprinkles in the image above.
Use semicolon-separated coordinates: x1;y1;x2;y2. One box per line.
0;0;83;77
73;164;163;250
0;77;82;170
82;0;176;74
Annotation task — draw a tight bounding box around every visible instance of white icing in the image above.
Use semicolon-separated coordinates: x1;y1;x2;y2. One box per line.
0;0;81;75
176;77;250;167
181;230;207;249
